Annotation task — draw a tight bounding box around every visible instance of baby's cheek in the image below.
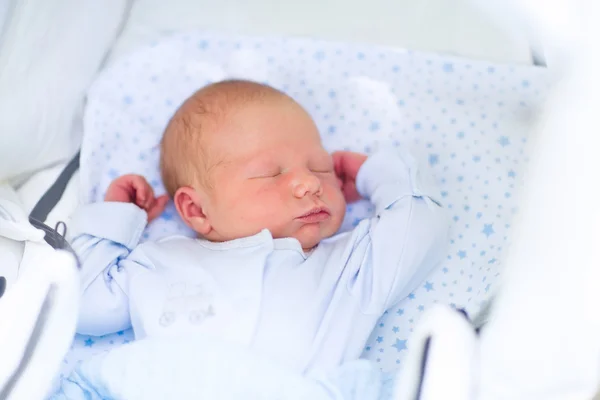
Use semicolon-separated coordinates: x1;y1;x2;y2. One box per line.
325;186;346;218
322;175;342;190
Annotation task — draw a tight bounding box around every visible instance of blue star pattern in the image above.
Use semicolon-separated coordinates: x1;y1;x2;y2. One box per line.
428;154;439;166
498;136;511;147
392;339;407;352
482;224;495;238
59;330;135;379
78;32;549;374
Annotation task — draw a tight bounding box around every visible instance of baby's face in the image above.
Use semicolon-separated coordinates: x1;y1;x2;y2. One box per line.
196;100;346;250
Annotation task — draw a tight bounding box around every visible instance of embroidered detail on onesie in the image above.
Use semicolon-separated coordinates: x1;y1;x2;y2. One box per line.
186;283;216;325
159;281;216;327
189;304;215;324
159;311;176;327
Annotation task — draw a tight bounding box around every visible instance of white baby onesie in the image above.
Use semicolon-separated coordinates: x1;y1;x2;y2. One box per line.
69;149;448;373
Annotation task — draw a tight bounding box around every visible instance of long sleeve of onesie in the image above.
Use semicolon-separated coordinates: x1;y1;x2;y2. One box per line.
326;148;449;314
68;202;151;336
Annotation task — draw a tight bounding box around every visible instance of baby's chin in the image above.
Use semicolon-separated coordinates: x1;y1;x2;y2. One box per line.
294;224;340;251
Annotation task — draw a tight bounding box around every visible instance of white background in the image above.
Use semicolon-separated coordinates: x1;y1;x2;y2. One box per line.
108;0;535;66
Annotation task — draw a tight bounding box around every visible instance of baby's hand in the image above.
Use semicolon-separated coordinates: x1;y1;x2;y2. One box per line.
104;174;169;223
332;151;368;203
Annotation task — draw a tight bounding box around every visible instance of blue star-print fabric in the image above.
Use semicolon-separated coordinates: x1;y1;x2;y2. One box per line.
63;31;550;381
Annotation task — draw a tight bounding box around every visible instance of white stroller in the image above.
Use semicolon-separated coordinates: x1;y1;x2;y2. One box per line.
1;0;599;398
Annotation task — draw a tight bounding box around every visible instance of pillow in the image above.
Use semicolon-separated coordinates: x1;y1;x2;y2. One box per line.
0;183;45;296
0;0;130;184
80;32;551;371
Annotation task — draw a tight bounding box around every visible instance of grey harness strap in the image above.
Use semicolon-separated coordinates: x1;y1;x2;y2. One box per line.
28;151;80;261
29;151;80;224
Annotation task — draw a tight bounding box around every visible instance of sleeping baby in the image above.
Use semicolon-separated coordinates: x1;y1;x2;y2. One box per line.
70;79;448;376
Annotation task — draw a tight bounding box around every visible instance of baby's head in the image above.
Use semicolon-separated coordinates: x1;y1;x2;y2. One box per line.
160;80;346;251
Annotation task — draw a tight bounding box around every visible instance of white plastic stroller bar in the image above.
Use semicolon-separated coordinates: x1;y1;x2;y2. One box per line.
0;246;79;400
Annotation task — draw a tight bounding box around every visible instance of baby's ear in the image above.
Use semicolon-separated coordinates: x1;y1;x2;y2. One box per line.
173;187;212;235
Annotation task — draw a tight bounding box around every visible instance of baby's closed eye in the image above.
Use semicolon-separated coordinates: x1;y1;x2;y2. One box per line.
250;170;281;179
311;168;334;174
310;160;335;174
247;165;283;179
245;161;282;179
309;155;335;175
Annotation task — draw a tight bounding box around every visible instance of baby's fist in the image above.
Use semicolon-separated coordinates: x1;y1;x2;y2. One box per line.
105;174;169;223
332;151;368;203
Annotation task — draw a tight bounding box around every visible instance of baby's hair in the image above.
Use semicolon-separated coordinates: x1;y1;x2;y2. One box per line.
160;79;290;197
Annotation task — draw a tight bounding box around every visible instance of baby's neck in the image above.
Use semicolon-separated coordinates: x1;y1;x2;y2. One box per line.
196;230;320;254
302;246;316;254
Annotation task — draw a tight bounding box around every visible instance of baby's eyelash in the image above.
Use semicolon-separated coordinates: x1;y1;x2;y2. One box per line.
312;169;333;174
263;168;282;178
249;171;280;179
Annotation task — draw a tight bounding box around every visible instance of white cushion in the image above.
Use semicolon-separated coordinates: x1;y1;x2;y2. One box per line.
0;0;130;184
0;183;43;295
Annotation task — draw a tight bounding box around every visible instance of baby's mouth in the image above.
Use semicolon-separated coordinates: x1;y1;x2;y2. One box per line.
296;207;331;223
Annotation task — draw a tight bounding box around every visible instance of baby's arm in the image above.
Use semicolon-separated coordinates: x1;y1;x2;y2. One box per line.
69;175;168;336
338;149;448;314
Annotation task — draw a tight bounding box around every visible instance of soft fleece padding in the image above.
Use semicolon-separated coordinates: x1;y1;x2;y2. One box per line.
75;31;550;373
0;0;129;184
16;162;80;229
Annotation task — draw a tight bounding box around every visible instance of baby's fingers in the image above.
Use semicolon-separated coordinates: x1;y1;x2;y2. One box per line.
342;180;362;204
332;152;344;178
131;178;154;209
147;195;170;223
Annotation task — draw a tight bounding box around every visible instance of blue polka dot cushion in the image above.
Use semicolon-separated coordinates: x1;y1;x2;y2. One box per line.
71;31;550;376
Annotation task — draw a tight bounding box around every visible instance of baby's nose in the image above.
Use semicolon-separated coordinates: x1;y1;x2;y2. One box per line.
292;170;322;198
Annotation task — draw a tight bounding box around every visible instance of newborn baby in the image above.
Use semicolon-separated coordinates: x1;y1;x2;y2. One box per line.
70;80;448;374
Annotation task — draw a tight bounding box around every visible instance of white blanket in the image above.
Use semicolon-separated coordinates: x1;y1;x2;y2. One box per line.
51;335;395;400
